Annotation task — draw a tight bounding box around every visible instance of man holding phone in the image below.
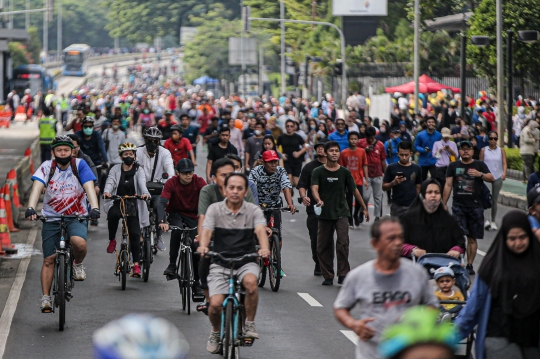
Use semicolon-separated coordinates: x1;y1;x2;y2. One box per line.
382;141;422;217
432;127;458;186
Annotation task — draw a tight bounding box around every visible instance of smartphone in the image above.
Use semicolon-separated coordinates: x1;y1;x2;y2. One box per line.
397;172;404;178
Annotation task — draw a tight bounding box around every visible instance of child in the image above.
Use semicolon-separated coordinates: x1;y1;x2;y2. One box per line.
433;267;465;311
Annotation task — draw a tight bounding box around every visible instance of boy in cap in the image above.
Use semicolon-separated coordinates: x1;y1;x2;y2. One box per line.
434;266;464;310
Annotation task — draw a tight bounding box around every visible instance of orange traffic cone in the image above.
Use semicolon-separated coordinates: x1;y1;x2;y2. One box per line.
2;185;19;233
6;169;22;209
24;148;35;173
0;191;17;254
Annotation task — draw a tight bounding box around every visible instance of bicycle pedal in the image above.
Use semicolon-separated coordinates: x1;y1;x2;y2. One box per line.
243;338;254;347
165;274;176;281
66;292;73;301
192;294;205;302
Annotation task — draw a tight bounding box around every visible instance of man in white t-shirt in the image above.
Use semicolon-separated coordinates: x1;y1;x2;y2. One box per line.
334;217;438;359
25;135;100;313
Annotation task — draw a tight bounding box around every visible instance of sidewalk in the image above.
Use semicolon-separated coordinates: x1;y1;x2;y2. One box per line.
499;177;527;210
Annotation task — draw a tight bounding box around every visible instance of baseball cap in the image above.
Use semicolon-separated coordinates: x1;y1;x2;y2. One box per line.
262;150;280;162
441;127;451;138
528;186;540;207
391;128;400;134
434;267;455;281
314;138;328;148
165;110;173;115
458;140;473;148
176;158;194;173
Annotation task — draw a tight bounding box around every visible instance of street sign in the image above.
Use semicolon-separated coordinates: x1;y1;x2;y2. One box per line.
333;0;387;16
228;37;257;66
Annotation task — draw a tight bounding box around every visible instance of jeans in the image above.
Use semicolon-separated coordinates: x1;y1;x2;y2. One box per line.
390;203;410;217
107;202;141;263
317;217;349;280
363;177;383;218
485;178;503;222
522;154;536;182
306;213;319;267
168;212;199;281
435;166;448;188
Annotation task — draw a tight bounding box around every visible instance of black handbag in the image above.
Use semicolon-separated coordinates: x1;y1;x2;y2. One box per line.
146;148;165;196
482;182;492;210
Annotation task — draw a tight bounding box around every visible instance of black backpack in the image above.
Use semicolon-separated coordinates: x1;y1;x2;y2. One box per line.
46;158;83;188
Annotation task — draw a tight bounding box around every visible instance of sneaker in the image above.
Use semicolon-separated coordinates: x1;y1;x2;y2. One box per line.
490;222;498;231
354;214;361;227
466;264;475;276
313;264;322;276
107;239;117;253
132;264;141;278
207;330;221;354
73;263;86;281
280;269;286;278
156;236;166;251
338;275;346;284
348;217;354;228
40;295;52;313
244;321;259;339
484;220;491;230
163;263;176;276
322;278;333;286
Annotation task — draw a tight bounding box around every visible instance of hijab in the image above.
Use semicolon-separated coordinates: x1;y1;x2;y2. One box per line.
376;123;391;143
517;106;527;120
478;210;540;318
409;178;443;213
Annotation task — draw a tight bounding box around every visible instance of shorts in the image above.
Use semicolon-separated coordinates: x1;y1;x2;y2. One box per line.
284;162;302;177
207;262;260;297
452;205;484;239
41;219;88;257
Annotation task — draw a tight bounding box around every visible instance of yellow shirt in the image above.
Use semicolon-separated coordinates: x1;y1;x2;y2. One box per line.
435;289;465;310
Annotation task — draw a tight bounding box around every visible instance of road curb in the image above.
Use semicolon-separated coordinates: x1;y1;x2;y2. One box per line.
499;190;527;211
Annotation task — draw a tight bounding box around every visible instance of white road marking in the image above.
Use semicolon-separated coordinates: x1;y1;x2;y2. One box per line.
478;249;486;257
297;293;323;307
0;228;38;359
340;330;359;345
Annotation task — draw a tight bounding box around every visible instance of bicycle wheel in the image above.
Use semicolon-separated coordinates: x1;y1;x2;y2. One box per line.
121;250;128;290
142;239;152;282
223;300;236;359
57;253;66;331
257;257;266;288
177;251;186;310
268;234;281;292
185;249;193;315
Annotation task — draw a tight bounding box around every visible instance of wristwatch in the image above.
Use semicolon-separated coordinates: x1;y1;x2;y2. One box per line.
479;172;484;178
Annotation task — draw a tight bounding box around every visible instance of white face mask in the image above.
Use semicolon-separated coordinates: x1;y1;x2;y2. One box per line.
254;130;262;136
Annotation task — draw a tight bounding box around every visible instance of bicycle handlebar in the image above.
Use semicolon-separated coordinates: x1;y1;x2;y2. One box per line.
37;214;89;222
105;195;147;201
260;206;300;213
198;251;260;263
168;225;198;232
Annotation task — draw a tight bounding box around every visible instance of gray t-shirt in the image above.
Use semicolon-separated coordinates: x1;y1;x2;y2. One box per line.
333;259;438;359
245;135;264;168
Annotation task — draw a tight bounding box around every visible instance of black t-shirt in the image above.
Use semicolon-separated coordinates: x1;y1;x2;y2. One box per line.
277;133;305;165
383;162;423;206
207;142;238;162
243;127;255;140
117;166;137;196
297;159;324;214
204;126;219;139
446;160;490;208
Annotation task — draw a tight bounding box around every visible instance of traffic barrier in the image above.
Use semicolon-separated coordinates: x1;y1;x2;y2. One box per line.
2;185;19;232
6;169;22;209
0;190;17;254
24;147;35;173
0;110;11;128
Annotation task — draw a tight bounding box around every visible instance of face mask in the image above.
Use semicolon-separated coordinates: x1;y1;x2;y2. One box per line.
310;125;316;130
422;199;440;214
83;127;93;136
249;114;254;118
112;125;119;130
380;127;386;133
55;156;71;166
144;109;149;114
122;157;135;165
146;141;158;152
254;130;262;136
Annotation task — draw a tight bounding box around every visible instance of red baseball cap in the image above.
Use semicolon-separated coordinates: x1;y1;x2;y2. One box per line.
262;150;280;162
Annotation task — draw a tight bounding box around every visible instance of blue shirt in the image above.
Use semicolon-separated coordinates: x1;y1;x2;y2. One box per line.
384;138;401;164
414;130;442;166
182;125;199;145
328;130;349;151
529;215;540;230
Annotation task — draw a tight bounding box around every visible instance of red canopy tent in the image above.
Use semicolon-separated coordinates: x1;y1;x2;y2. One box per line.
385;74;461;94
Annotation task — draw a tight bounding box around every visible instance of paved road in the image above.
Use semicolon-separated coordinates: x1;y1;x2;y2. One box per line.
0;138;517;359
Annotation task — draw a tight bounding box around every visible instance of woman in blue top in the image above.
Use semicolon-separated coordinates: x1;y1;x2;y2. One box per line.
455;210;540;359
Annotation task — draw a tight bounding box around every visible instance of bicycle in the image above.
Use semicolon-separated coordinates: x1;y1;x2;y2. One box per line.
38;214;88;331
109;195;146;290
167;225;199;314
257;206;298;292
202;251;261;359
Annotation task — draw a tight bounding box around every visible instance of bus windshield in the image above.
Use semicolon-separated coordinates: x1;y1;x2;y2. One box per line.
64;52;83;65
12;72;41;96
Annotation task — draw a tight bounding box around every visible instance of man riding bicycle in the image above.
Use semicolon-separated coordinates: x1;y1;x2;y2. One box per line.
25;135;100;312
103;143;151;278
197;173;270;354
136;127;175;251
158;158;206;298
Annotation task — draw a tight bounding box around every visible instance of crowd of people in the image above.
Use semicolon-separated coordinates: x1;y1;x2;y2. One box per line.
19;56;540;359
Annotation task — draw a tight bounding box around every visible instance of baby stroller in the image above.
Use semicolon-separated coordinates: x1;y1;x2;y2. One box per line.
416;253;473;358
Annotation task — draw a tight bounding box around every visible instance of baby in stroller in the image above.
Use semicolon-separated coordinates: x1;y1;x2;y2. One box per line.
434;267;465;312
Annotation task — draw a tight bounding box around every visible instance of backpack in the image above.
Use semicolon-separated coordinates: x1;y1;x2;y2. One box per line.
482;182;492;209
46;158;83;188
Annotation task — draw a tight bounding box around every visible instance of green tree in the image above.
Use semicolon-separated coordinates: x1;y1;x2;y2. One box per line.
406;0;481;23
26;27;41;64
467;0;540;91
8;42;31;67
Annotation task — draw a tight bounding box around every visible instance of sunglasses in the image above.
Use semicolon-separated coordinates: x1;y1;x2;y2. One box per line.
488;137;498;140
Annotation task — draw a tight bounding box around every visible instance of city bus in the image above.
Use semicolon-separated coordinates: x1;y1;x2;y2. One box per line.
11;65;56;97
62;44;91;76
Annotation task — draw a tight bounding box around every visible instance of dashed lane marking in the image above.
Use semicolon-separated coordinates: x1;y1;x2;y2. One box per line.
297;293;323;307
340;330;359;345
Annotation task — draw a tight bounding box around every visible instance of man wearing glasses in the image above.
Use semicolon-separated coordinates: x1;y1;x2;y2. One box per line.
443;140;494;276
328;118;350;151
277;119;306;191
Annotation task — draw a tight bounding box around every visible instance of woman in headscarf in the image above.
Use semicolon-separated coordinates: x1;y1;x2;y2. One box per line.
513;106;527;147
375;122;391;143
400;179;465;258
455;210;540;359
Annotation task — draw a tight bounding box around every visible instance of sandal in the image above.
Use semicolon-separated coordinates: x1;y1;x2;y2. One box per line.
197;301;209;315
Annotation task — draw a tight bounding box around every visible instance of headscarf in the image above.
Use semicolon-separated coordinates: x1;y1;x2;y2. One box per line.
409;178;443;213
376;123;391;143
517;106;526;119
478;210;540;318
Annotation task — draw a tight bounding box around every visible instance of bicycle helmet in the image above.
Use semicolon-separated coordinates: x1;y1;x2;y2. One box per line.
170;125;183;134
118;142;138;154
378;306;459;359
143;126;163;139
51;135;74;149
93;314;189;359
81;116;95;125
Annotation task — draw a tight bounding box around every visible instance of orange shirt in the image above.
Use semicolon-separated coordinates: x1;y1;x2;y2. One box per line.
338;147;368;185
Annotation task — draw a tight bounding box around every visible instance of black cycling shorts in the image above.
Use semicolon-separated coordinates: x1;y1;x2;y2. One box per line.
284;162;302;177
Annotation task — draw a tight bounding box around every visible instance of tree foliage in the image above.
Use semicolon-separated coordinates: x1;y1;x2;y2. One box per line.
406;0;481;23
467;0;540;90
8;42;31;68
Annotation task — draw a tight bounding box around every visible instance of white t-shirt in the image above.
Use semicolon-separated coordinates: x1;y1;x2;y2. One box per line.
31;159;96;217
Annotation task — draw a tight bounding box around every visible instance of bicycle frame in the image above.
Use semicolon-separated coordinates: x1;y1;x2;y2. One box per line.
53;220;74;305
221;271;241;344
